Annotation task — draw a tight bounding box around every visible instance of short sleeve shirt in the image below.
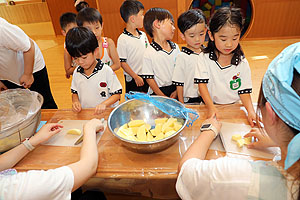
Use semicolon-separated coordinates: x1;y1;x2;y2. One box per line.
117;29;149;76
0;17;45;85
71;60;122;108
176;158;298;200
194;51;252;104
0;166;74;200
141;40;180;93
172;47;200;98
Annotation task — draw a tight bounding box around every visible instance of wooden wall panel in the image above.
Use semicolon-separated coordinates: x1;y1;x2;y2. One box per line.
246;0;300;38
0;2;50;24
98;0;179;43
45;0;97;35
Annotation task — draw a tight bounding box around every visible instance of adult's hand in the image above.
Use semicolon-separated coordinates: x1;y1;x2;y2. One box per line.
29;123;63;147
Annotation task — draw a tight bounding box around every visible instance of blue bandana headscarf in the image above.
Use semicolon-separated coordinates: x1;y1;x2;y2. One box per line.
262;42;300;170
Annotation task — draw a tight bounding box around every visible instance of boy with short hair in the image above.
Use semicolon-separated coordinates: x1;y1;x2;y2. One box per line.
117;0;149;93
65;27;122;114
141;8;180;98
76;7;120;71
59;12;78;79
172;9;207;104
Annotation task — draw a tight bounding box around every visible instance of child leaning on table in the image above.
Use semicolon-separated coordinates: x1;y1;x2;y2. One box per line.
59;12;78;79
194;7;256;126
141;7;180;98
172;9;206;104
117;0;149;93
176;42;300;200
66;27;122;114
0;118;104;200
76;7;120;71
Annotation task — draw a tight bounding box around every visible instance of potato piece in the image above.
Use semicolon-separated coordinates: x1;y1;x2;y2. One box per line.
232;134;242;141
165;130;176;138
145;123;151;132
155;118;168;125
155;131;165;140
128;120;145;127
174;122;183;132
237;139;245;148
147;132;154;142
152;124;162;136
137;125;147;141
163;126;174;133
244;137;252;145
131;127;139;135
119;128;134;137
67;128;81;135
162;118;177;132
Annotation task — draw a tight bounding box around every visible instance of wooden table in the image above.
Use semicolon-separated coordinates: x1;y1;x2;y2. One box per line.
14;104;268;199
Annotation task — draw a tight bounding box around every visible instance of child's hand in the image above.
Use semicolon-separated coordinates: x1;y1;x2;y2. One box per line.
244;128;277;149
95;104;106;115
170;91;177;99
207;106;219;120
134;76;144;87
72;101;82;113
29;123;63;147
84;118;104;133
20;74;34;88
247;111;256;127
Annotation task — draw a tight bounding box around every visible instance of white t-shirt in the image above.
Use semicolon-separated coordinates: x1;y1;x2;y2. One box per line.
71;60;122;108
172;47;200;99
100;37;113;67
0;17;45;85
194;51;252;104
117;29;149;78
141;40;180;93
176;158;298;200
0;166;74;200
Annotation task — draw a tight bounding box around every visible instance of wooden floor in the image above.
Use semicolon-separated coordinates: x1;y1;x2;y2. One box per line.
16;22;300;200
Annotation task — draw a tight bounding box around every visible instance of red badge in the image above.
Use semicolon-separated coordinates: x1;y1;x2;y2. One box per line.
100;82;107;87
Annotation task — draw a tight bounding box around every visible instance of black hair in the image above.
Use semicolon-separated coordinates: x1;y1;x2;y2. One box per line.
75;1;89;12
204;7;244;63
177;9;206;34
143;7;174;38
59;12;77;31
65;27;99;58
76;7;103;26
120;0;144;23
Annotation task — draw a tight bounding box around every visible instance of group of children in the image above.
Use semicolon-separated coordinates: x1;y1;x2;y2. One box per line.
59;0;255;125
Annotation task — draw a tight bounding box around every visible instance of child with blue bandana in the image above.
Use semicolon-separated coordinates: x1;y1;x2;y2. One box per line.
176;42;300;200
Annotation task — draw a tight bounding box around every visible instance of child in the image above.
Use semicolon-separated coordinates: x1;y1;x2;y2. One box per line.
74;0;89;12
172;9;206;104
141;7;180;98
0;118;104;199
65;27;122;114
194;7;256;126
117;0;149;93
176;42;300;200
59;12;78;79
76;7;120;71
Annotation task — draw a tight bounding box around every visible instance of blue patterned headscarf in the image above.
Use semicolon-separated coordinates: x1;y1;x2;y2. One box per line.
262;42;300;170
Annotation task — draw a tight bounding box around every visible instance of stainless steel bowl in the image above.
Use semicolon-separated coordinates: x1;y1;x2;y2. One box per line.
108;96;187;153
0;89;43;152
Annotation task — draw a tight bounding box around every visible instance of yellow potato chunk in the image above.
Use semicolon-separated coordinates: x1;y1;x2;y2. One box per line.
165;130;176;138
155;131;165;141
237;139;245;148
162;118;177;132
155;118;168;125
146;132;154;142
137;125;147;141
119;123;128;130
244;137;252;145
131;127;139;135
174;122;183;132
232;134;242;141
67;128;81;135
128;120;145;127
145;123;151;132
163;126;174;133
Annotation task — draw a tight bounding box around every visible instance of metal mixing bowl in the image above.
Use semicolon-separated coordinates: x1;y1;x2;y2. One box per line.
108;96;187;153
0;89;43;152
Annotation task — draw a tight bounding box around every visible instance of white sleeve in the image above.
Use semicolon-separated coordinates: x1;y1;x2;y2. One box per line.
0;20;30;52
117;35;127;62
141;51;154;78
176;157;252;200
194;53;209;84
172;54;185;85
238;58;253;94
71;68;78;94
106;66;122;95
1;166;74;200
